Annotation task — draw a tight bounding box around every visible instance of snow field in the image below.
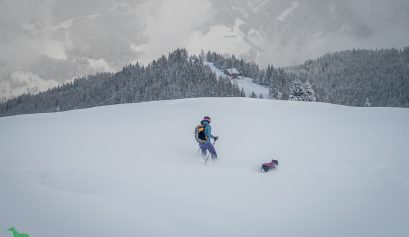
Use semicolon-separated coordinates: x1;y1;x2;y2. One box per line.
1;97;408;237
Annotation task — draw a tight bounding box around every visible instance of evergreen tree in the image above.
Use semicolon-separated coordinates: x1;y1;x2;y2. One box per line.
249;91;257;98
289;80;316;102
269;86;282;100
364;97;371;107
304;81;316;102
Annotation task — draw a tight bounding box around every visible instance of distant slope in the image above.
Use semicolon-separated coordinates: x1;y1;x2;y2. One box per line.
1;97;408;237
287;48;409;107
204;61;269;98
194;48;409;107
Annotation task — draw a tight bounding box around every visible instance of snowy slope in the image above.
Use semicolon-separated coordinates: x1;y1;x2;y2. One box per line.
231;77;269;98
204;61;269;98
1;98;409;237
204;62;227;79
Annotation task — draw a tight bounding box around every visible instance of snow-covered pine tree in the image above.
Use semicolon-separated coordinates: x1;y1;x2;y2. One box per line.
255;70;265;84
364;97;371;107
277;68;290;100
269;86;282;99
289;80;316;102
289;80;304;101
304;80;317;102
240;88;246;97
249;91;257;98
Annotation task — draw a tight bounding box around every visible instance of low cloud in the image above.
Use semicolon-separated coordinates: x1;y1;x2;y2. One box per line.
137;0;214;64
1;0;408;98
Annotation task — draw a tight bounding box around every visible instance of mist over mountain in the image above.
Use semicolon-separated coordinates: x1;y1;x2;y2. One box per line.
1;0;408;100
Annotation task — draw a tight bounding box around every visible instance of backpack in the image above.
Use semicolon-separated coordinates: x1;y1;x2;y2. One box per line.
194;124;207;143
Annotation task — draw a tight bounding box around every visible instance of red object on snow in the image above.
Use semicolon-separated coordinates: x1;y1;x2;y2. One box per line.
261;159;279;172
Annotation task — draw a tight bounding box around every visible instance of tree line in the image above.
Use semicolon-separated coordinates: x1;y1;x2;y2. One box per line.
0;49;243;117
205;47;409;106
1;47;408;117
289;47;409;107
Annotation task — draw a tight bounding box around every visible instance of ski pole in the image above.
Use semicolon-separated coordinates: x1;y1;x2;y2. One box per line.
204;139;217;165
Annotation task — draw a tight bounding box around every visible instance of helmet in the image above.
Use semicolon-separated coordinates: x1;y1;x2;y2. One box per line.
203;116;211;123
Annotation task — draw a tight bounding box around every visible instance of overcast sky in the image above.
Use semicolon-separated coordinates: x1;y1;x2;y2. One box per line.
0;0;408;91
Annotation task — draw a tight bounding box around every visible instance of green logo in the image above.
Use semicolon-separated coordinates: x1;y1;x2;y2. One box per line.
7;227;30;237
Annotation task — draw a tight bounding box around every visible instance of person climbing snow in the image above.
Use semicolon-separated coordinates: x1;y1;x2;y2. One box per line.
194;116;218;160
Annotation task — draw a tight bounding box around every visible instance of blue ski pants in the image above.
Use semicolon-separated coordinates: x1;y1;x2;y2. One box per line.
199;141;217;159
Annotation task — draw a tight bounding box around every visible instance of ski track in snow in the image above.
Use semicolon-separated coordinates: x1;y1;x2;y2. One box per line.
1;98;409;237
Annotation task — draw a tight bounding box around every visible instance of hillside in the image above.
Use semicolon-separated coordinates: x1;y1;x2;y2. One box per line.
1;98;408;237
205;48;409;107
0;49;242;117
287;48;409;107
